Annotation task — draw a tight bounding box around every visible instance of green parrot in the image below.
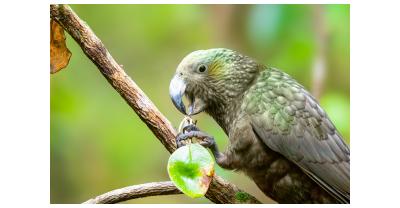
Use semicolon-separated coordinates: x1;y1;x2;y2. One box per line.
169;48;350;204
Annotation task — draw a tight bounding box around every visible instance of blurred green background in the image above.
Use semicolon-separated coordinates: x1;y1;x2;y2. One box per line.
50;4;349;204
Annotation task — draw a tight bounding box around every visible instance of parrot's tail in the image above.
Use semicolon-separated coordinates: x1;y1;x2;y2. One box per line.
304;170;350;203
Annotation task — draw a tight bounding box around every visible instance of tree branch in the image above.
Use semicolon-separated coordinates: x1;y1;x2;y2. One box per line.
83;181;181;204
50;4;261;204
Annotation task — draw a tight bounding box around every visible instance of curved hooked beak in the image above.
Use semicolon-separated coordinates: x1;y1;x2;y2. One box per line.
169;74;207;116
169;74;187;115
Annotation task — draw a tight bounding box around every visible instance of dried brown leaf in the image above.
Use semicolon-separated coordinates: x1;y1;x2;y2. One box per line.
50;19;71;74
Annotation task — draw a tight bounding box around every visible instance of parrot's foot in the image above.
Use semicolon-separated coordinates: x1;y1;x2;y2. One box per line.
175;124;232;169
176;125;215;149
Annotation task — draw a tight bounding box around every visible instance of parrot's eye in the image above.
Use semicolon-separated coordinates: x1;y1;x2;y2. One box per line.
197;65;207;73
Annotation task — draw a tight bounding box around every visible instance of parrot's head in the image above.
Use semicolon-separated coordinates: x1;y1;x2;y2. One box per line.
169;48;261;116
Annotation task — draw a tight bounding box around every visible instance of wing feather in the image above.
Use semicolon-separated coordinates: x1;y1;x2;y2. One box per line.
245;69;350;203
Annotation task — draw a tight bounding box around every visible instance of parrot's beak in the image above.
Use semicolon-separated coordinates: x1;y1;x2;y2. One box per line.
169;74;207;116
169;74;187;115
187;95;206;116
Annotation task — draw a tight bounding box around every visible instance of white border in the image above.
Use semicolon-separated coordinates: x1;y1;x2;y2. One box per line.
3;0;400;207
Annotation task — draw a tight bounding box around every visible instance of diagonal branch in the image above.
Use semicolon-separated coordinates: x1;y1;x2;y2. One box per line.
83;181;181;204
50;4;261;204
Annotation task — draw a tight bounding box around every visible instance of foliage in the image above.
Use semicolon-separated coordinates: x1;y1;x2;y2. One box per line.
167;144;214;198
50;19;71;73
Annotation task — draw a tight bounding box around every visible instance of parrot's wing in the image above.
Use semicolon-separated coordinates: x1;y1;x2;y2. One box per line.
246;77;350;203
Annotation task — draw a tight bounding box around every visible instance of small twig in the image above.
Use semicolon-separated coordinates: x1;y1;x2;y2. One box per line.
83;181;181;204
50;4;261;204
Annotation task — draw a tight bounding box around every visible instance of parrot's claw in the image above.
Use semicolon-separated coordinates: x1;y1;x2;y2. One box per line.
175;125;229;169
175;132;189;148
175;121;225;167
175;128;216;149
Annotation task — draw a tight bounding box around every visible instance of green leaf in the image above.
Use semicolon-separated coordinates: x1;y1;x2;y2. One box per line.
167;143;215;198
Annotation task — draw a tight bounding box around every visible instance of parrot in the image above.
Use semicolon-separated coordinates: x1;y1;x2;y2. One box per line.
169;48;350;204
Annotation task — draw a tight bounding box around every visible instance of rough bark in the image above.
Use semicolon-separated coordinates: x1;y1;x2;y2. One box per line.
50;4;261;204
83;181;181;204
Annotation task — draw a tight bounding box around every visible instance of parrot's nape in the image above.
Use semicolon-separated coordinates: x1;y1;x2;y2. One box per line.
169;48;350;204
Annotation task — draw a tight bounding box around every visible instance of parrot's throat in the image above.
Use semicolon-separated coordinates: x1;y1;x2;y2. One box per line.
205;96;242;134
